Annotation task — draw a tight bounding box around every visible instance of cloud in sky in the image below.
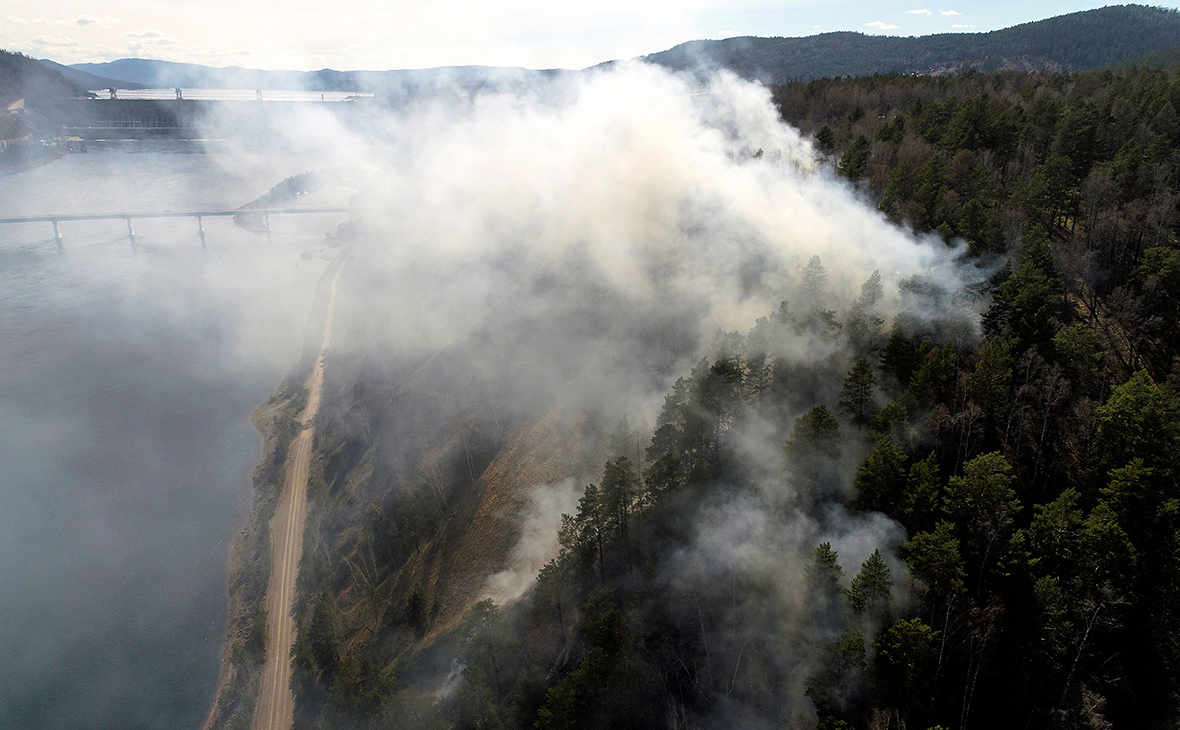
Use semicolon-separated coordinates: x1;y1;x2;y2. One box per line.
865;20;900;29
74;15;114;27
126;28;179;50
906;8;932;15
951;23;976;28
31;35;80;46
5;13;113;28
941;9;962;16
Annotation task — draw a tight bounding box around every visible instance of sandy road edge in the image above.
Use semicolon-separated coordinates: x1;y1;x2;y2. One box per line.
253;258;344;730
200;254;345;730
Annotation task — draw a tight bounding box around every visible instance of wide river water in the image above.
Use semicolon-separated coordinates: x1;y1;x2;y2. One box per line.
0;140;347;729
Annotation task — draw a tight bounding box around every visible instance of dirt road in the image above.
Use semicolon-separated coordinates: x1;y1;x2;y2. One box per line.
254;260;343;730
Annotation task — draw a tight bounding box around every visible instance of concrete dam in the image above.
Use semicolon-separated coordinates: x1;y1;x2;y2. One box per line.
28;97;377;139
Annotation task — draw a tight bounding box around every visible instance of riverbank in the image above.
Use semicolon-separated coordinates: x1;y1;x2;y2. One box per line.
202;254;344;730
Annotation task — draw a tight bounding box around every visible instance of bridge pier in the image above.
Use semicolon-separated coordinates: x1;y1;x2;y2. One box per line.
52;220;62;253
126;217;136;250
265;213;272;244
197;215;206;248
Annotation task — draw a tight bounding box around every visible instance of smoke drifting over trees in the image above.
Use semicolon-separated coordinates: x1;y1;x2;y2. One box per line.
7;26;1180;728
201;62;997;730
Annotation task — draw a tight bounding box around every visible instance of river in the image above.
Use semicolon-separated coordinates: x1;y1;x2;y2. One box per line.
0;140;344;729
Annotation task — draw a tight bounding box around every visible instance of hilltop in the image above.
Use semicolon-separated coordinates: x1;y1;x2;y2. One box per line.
643;4;1180;82
36;58;144;92
41;6;1180;95
0;50;89;106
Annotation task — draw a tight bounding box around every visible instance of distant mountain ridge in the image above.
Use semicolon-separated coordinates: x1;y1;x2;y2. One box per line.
21;4;1180;98
65;58;563;95
38;59;144;91
643;4;1180;82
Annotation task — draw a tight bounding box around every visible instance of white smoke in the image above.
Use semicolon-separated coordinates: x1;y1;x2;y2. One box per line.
258;62;977;613
483;477;582;604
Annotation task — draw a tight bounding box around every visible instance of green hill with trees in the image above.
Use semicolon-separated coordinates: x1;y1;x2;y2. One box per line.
645;5;1180;82
0;50;87;107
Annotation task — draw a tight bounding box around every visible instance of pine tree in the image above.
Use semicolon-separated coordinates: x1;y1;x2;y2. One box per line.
846;549;893;617
905;521;966;604
807;542;847;631
802;255;829;303
852;436;907;513
787;405;843;497
837;134;872;179
406;581;430;637
898;452;941;532
839;358;879;428
946;452;1021;572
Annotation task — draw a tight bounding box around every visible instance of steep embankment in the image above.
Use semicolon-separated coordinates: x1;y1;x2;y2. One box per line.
395;404;605;644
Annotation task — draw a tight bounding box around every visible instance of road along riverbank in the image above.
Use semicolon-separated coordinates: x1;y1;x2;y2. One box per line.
253;257;343;730
201;252;344;730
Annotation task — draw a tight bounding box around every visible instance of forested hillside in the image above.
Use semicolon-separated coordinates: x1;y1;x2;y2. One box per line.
645;5;1180;82
211;61;1180;730
0;50;87;106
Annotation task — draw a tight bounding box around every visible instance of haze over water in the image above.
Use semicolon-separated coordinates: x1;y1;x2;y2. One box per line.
0;141;340;729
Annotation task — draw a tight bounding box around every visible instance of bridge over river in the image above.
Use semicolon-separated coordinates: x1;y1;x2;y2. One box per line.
0;206;376;250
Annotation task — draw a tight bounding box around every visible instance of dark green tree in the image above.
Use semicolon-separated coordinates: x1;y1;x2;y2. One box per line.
994;227;1064;350
1094;370;1180;475
852;436;907;514
946;452;1021;573
873;618;939;725
898;451;941;532
787;405;842;496
535;590;634;730
905;521;966;609
807;542;847;630
846;549;893;617
837;135;873;180
406;580;430;637
839;358;879;428
815;124;836;154
806;628;867;721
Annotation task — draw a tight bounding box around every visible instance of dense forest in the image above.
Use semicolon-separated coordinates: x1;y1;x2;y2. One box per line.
0;50;86;109
204;61;1180;730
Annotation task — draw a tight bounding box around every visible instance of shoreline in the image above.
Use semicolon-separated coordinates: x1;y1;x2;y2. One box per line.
201;254;345;730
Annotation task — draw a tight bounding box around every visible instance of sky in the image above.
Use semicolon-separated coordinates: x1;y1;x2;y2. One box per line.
2;1;1176;72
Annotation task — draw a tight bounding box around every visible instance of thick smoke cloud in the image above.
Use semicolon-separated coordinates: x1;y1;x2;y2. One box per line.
227;61;981;722
220;78;967;505
1;61;983;727
228;61;975;410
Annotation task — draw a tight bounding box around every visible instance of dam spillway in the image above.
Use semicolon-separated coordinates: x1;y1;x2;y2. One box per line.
27;97;378;139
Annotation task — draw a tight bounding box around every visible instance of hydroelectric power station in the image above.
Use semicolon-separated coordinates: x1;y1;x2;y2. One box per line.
27;94;377;140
